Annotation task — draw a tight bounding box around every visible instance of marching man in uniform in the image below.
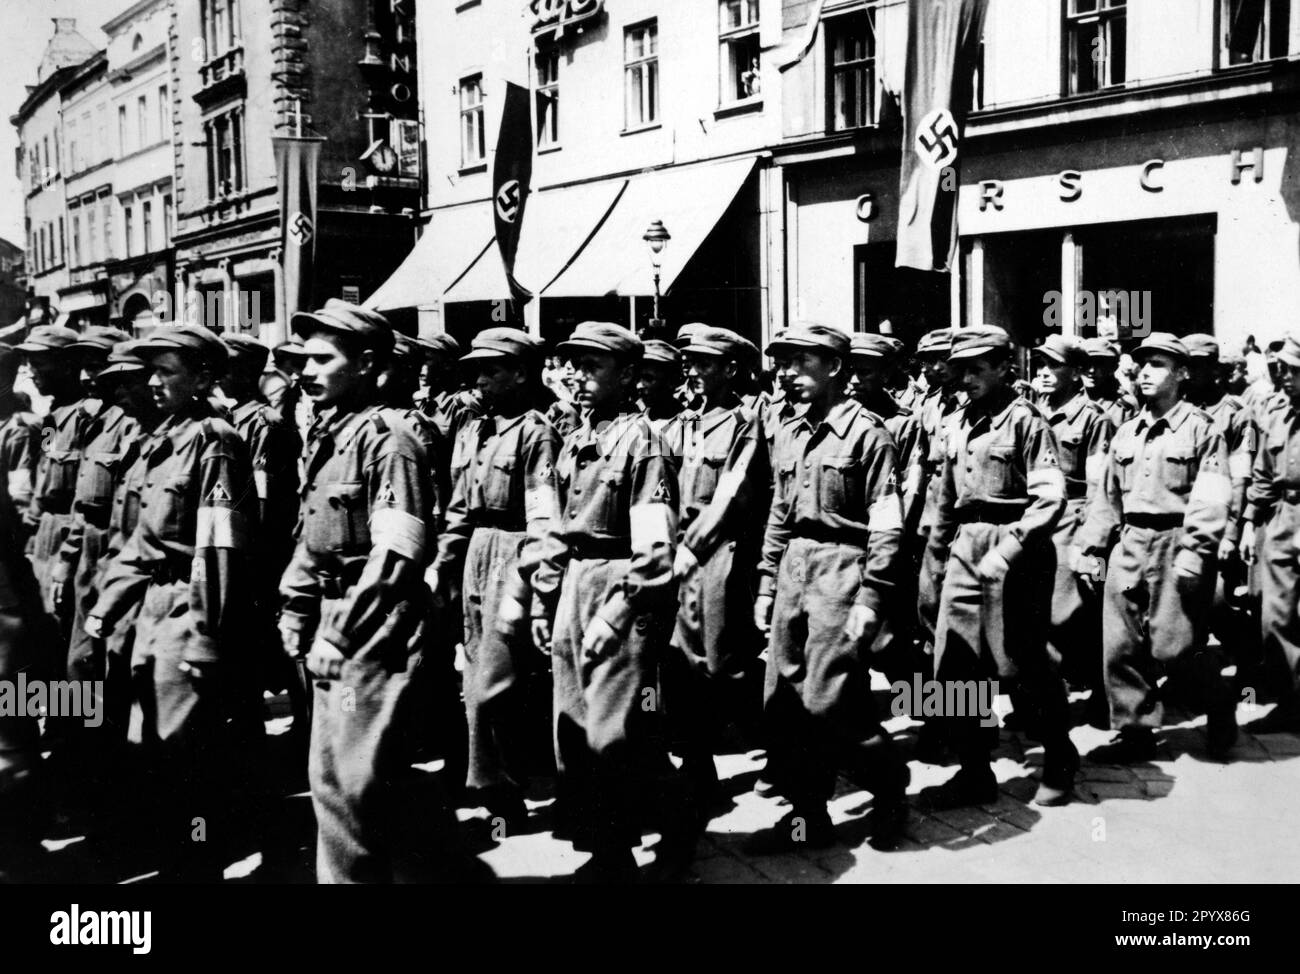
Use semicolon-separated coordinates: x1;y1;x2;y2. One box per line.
1240;332;1300;733
1074;333;1238;763
86;326;256;880
660;326;770;823
752;323;910;851
512;322;679;883
1030;335;1114;726
277;300;453;883
922;326;1077;808
430;328;563;829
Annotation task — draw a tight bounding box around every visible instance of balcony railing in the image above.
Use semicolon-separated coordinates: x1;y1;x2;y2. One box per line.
199;47;244;89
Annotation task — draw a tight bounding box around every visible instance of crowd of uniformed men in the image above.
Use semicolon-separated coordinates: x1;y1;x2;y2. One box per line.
0;302;1297;883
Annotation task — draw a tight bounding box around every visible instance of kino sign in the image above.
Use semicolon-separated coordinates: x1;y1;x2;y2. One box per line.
531;0;604;36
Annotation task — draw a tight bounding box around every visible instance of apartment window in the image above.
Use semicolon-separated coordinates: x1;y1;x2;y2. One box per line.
459;74;485;167
138;95;148;147
206;109;245;196
158;86;168;140
163;194;173;245
124;205;134;258
43;137;51;176
96;107;107;165
101;201;112;259
1223;0;1291;64
624;21;659;128
58;218;65;264
68;119;79;173
118;106;128;155
142;200;153;254
719;0;761;104
827;11;876;130
1065;0;1126;94
203;0;240;59
87;206;97;263
535;46;560;148
72;214;81;266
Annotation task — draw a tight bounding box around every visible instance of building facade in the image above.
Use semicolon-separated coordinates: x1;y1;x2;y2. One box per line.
378;0;1300;353
372;0;787;346
168;0;421;344
103;0;176;333
10;18;99;327
778;0;1300;352
10;9;176;336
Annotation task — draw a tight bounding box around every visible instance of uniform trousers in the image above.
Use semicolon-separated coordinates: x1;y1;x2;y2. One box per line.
309;590;454;883
763;539;902;811
1048;497;1103;691
934;523;1074;771
1258;501;1300;700
1102;525;1234;729
462;526;537;795
128;578;235;880
551;555;661;856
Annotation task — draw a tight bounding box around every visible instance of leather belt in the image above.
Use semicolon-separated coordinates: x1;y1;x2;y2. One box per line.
955;501;1029;525
1124;513;1183;531
567;537;632;560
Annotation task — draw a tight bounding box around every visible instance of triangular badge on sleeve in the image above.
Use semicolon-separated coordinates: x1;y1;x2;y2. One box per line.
377;480;398;506
207;482;231;503
651;478;671;503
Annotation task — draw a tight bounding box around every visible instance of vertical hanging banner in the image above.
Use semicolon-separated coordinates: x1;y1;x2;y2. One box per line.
896;0;989;272
273;133;326;321
493;81;534;304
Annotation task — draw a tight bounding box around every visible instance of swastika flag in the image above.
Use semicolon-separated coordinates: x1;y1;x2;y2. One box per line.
896;0;989;273
493;82;534;305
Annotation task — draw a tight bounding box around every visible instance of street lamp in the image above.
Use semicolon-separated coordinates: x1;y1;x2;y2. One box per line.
642;219;671;330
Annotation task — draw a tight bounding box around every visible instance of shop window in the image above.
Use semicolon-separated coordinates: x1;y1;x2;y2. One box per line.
719;0;761;105
624;20;659;128
1223;0;1291;64
1065;0;1126;94
535;45;560;148
853;244;951;344
826;11;876;131
459;74;485;167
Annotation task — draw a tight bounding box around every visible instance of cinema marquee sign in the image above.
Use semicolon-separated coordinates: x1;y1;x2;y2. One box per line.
531;0;604;38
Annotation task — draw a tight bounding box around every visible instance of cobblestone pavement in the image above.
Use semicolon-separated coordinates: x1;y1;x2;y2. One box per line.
465;692;1300;884
38;686;1300;884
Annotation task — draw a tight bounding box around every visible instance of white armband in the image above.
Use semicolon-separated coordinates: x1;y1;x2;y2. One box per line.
867;493;903;533
370;508;427;562
196;506;246;549
630;502;673;552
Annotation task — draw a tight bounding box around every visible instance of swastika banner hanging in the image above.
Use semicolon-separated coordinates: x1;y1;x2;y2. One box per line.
896;0;989;273
493;81;534;304
274;134;326;320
